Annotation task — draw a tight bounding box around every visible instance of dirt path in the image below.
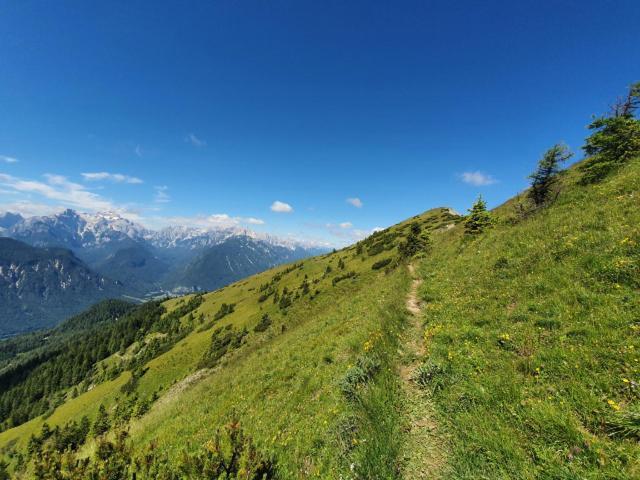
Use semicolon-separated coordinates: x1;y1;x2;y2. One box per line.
405;264;424;316
399;264;447;479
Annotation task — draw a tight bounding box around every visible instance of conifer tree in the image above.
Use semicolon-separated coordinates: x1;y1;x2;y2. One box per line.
92;404;110;437
528;144;572;206
581;81;640;183
464;196;492;235
41;422;52;440
79;415;91;440
399;222;430;258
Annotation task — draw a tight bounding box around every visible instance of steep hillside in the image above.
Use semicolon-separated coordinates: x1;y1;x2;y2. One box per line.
95;244;170;295
0;238;123;336
404;158;640;478
168;235;328;292
0;155;638;478
0;206;460;478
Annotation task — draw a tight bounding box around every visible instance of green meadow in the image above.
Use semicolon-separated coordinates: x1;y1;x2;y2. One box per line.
1;158;638;478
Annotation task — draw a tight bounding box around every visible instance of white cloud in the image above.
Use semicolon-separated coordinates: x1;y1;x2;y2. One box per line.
270;200;293;213
0;200;63;217
81;172;144;184
135;145;143;157
0;172;127;214
185;133;206;147
0;171;273;234
154;185;170;203
346;197;363;208
322;221;379;243
460;171;497;186
0;155;19;164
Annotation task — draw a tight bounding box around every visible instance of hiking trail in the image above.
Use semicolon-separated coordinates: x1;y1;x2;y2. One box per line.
399;263;447;479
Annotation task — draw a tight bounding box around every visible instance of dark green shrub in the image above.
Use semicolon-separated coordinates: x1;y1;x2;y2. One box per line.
332;271;357;286
371;258;392;270
253;314;272;333
198;327;248;368
213;303;235;321
367;242;385;256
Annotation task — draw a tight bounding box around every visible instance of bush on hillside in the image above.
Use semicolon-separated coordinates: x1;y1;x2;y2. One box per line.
332;271;357;286
213;303;235;321
29;422;276;480
198;326;248;368
371;258;392;270
253;313;272;333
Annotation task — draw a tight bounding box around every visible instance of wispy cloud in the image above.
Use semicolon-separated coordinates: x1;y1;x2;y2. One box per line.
0;171;272;233
270;200;293;213
0;155;19;164
81;172;144;184
346;197;363;208
0;200;63;217
459;171;497;186
0;172;124;213
154;185;170;203
185;133;207;147
134;145;143;157
149;213;265;230
322;221;377;243
328;226;376;241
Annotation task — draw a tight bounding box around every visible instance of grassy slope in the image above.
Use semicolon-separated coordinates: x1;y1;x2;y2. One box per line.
0;208;458;478
413;159;640;478
1;158;637;479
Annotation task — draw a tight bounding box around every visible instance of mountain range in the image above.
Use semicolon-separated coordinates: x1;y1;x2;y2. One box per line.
0;209;327;334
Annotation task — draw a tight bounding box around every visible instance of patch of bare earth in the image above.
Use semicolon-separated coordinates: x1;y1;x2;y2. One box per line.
399;264;448;479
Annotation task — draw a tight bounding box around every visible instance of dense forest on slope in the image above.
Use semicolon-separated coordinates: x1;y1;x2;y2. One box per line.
0;83;638;479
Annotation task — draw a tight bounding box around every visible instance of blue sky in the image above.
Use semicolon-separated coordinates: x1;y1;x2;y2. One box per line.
1;1;639;245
